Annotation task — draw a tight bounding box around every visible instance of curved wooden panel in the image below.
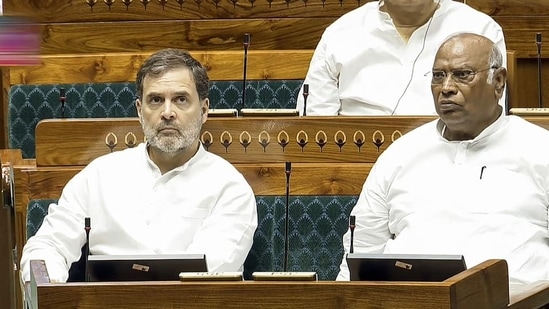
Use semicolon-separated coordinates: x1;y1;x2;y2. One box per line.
35;19;331;54
5;0;361;22
34;116;436;166
9;50;314;85
465;0;549;16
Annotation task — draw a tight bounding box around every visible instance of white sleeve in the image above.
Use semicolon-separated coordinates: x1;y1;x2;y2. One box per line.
185;174;258;272
336;161;393;280
297;32;342;116
20;172;89;283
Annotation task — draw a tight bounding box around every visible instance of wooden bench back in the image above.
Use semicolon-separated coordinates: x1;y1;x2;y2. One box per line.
35;116;435;166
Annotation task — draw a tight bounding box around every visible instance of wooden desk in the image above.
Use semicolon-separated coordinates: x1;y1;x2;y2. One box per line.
1;160;17;309
26;259;527;309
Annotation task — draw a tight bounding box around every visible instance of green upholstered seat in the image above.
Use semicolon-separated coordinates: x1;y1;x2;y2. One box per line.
26;195;356;281
9;80;302;158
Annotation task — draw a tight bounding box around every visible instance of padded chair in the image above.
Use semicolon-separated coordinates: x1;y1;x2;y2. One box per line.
26;200;86;281
8;80;302;158
27;195;357;281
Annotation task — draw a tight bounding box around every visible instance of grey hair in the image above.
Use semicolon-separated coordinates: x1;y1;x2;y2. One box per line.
136;48;209;100
487;44;503;84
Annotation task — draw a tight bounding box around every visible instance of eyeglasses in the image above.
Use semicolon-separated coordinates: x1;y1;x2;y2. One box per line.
427;67;498;85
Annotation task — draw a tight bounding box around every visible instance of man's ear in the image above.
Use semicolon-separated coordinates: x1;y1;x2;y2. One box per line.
494;67;507;98
135;98;143;123
201;98;209;124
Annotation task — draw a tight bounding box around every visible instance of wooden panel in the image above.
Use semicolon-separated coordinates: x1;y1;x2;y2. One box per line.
1;69;10;148
0;161;16;309
35;19;333;54
27;259;510;309
506;50;517;110
34;116;436;166
516;59;549;108
465;0;549;16
22;163;369;199
10;50;313;85
4;0;361;22
495;17;549;58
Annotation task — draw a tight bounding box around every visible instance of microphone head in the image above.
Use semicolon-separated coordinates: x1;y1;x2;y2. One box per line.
85;217;91;228
60;87;66;99
243;33;250;46
303;83;309;95
537;32;542;44
349;215;356;226
285;161;292;173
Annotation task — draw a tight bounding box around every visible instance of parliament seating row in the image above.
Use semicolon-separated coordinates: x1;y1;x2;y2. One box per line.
10;115;549;282
19;116;427;280
6;49;518;160
6;116;549;309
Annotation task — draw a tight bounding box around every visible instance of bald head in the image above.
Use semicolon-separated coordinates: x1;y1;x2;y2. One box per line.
431;33;506;141
438;34;503;84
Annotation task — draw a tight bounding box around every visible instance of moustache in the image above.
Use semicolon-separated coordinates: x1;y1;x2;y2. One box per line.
156;122;181;132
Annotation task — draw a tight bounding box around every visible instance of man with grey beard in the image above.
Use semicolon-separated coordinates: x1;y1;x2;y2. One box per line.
20;49;258;283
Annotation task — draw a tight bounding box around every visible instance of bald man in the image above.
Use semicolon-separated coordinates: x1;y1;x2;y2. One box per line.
337;33;549;284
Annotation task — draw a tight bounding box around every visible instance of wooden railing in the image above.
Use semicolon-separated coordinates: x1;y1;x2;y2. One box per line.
26;259;516;309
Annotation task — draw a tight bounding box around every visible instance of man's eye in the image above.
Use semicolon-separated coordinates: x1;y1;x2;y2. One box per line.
432;72;446;79
454;70;472;79
175;96;187;104
150;97;163;104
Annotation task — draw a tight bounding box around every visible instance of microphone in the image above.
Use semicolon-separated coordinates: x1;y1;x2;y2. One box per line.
84;217;91;281
302;84;309;116
536;33;543;108
240;33;251;116
349;215;356;254
283;161;291;272
60;87;66;118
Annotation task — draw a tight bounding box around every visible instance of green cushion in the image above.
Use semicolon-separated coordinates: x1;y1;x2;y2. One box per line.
27;194;356;281
9;80;302;158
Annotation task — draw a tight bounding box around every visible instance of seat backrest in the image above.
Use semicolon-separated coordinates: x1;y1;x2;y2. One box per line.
27;195;356;281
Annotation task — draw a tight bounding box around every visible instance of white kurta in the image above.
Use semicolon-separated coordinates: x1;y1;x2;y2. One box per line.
297;0;507;116
21;143;258;282
338;114;549;284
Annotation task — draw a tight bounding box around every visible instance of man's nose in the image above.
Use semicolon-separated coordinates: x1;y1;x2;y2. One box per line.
161;102;176;119
441;74;458;93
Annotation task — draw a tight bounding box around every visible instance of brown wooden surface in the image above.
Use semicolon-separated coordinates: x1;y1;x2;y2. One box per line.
1;68;9;149
34;116;436;166
0;161;17;309
10;50;314;85
506;50;517;111
4;1;362;22
26;259;510;309
34;19;332;54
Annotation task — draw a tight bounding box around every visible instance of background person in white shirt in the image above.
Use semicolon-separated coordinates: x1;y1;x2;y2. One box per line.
20;48;258;283
297;0;506;116
337;33;549;284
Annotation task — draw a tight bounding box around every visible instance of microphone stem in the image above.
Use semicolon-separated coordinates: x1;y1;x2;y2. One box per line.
283;162;291;272
84;217;91;281
350;229;355;254
241;33;250;116
538;44;543;108
302;84;309;116
242;47;248;114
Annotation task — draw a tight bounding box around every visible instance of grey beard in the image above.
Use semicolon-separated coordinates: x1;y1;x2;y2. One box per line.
141;115;201;154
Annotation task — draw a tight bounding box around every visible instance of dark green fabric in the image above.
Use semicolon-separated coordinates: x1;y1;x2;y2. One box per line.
27;195;356;281
9;80;303;158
